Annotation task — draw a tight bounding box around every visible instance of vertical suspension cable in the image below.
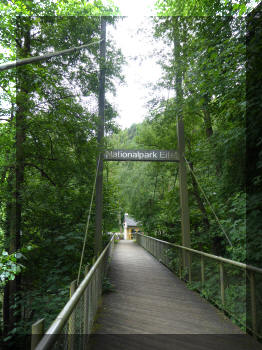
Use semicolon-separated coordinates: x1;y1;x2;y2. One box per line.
77;154;101;286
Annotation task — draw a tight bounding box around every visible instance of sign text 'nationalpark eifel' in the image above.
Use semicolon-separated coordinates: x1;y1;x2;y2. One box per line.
103;150;179;162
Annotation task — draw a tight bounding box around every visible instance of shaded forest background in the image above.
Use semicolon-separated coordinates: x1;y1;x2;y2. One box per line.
0;0;261;348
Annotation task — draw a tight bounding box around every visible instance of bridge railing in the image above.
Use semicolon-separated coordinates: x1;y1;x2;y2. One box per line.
136;233;262;339
31;234;115;350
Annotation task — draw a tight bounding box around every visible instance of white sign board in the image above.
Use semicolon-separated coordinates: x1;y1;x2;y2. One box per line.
104;150;179;162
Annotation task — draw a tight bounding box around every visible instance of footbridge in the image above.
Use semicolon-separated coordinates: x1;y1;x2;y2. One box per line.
32;234;262;350
1;22;261;350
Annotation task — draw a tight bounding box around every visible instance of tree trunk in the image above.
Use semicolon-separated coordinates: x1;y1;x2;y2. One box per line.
173;18;191;252
95;17;106;256
201;94;224;255
188;161;210;232
3;16;31;338
202;94;213;138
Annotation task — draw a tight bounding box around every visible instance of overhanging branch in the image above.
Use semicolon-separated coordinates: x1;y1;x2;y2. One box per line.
25;163;56;186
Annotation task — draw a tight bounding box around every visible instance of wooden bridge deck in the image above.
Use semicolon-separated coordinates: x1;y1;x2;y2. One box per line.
89;240;261;350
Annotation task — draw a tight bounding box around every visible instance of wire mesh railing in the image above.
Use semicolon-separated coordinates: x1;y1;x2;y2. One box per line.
136;233;262;340
31;234;115;350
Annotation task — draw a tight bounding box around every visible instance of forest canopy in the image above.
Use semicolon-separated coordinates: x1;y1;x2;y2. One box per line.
0;1;123;346
0;0;262;347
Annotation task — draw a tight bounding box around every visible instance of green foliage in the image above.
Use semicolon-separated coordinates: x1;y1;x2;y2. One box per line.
103;14;262;338
0;0;260;342
0;251;24;287
108;15;248;263
154;0;255;16
0;10;124;341
12;287;69;336
102;277;115;294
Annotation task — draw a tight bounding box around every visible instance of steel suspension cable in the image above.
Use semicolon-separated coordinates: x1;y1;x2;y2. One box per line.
0;39;103;72
184;157;233;247
77;154;101;286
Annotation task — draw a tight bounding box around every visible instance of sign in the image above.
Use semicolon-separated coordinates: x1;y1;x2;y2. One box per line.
104;149;179;162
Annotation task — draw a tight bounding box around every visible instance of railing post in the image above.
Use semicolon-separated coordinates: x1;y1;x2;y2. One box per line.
179;249;182;278
201;256;205;289
84;266;89;336
188;251;192;283
165;246;168;266
31;319;44;350
249;271;257;337
96;266;99;304
93;274;97;318
151;238;153;254
151;238;153;255
152;238;154;255
98;262;102;298
68;280;77;350
219;262;225;308
164;246;167;266
88;277;93;334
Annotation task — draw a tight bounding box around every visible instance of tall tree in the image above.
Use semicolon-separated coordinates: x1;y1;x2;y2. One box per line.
0;3;123;344
95;16;106;256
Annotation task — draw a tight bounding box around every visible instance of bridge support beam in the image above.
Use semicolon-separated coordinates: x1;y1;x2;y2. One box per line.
177;119;191;268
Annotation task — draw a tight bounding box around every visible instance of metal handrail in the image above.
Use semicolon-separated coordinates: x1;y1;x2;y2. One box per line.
136;233;262;274
34;234;115;350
